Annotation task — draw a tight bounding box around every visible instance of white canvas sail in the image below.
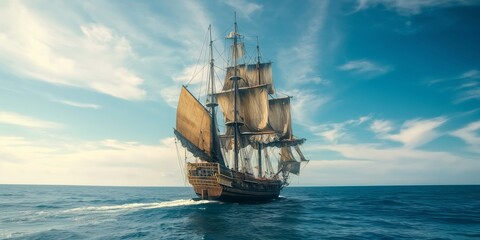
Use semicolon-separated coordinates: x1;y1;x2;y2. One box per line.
268;97;292;140
223;63;274;94
217;85;270;132
279;146;301;175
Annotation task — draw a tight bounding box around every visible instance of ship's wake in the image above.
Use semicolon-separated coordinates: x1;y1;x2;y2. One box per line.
64;199;215;213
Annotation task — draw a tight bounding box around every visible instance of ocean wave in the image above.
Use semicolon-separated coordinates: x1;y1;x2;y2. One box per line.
64;199;214;213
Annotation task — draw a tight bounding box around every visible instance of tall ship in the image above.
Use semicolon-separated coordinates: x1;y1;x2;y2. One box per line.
174;17;308;202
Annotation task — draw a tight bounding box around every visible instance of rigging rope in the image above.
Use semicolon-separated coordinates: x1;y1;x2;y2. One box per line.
174;137;188;186
185;29;209;87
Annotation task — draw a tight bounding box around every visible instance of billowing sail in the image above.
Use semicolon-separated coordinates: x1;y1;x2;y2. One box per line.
217;85;270;132
175;86;211;160
294;145;308;162
223;63;274;94
280;146;295;161
269;97;292;140
230;42;245;61
279;146;301;175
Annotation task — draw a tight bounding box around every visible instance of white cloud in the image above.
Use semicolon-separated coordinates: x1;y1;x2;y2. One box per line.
338;59;391;76
303;143;479;185
81;24;115;43
56;100;100;109
0;136;186;186
224;0;263;19
313;124;345;143
0;111;63;129
0;0;225;105
450;120;480;153
0;2;147;101
160;85;181;108
173;64;209;85
370;119;394;135
317;143;450;161
354;0;474;15
383;117;447;148
310;116;371;143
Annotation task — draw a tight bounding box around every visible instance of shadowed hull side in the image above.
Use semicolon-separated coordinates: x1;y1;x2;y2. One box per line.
187;162;282;202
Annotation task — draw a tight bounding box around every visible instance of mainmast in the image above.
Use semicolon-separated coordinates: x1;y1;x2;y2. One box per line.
256;37;263;178
231;13;241;171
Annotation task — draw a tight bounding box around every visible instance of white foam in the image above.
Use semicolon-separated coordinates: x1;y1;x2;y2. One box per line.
64;199;214;213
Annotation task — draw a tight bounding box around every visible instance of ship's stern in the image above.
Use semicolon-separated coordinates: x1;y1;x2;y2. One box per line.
186;162;228;200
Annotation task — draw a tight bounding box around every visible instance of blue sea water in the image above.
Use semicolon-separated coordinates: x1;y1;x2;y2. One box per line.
1;185;479;239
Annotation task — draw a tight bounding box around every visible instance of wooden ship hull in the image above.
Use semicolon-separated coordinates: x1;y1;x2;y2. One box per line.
187;162;282;202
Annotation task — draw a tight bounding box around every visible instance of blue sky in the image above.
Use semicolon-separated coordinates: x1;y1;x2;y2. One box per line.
0;0;479;186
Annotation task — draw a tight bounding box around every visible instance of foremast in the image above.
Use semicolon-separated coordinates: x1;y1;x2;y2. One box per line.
206;25;225;166
174;26;226;166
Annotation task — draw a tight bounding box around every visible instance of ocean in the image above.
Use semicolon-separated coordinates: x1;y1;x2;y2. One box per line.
0;185;479;239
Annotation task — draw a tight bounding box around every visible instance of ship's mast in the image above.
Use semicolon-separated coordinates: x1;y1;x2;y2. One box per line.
232;13;240;171
206;25;224;166
256;37;263;178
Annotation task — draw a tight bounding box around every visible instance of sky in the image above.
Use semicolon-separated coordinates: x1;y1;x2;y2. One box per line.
1;0;479;186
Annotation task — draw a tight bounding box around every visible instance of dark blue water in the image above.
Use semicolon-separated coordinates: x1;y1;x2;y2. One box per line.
1;185;479;239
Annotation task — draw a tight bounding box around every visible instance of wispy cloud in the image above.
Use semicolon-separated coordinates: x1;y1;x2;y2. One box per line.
56;100;101;109
278;1;329;85
427;69;480;86
224;0;263;19
314;143;459;162
338;59;392;77
0;1;217;104
307;142;478;185
160;86;181;108
311;116;447;148
0;2;147;100
370;119;394;135
381;117;447;148
455;70;480;103
0;111;63;129
283;89;330;127
311;116;371;143
354;0;475;15
457;89;480;103
426;69;480;104
450;120;480;153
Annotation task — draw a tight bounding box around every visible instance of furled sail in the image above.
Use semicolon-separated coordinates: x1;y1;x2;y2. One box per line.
223;63;274;94
217;85;270;132
268;97;292;140
175;86;211;161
